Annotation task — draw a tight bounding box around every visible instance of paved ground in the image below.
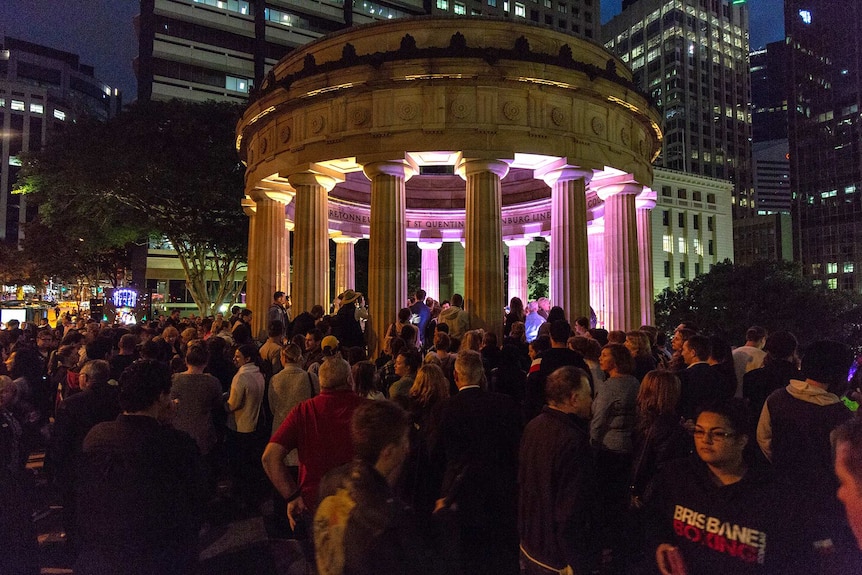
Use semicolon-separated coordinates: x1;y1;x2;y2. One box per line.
28;452;311;575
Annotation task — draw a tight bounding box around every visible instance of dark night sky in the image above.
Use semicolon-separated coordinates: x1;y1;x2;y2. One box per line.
1;0;784;101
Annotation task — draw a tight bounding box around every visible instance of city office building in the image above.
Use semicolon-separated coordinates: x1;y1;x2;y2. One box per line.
650;167;734;295
0;37;120;244
603;0;754;261
786;0;862;292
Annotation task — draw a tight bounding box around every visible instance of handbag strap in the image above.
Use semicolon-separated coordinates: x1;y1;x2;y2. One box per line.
307;372;316;398
630;423;655;492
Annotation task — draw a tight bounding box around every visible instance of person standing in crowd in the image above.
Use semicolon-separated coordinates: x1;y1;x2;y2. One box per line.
263;357;368;531
677;334;724;420
259;320;286;377
389;348;421;403
109;333;138;381
410;289;432;349
524;320;591;422
268;292;291;337
504;297;526;338
743;331;800;422
519;366;598;575
523;300;546;344
625;330;657;382
225;343;266;508
647;399;826;575
75;360;206;575
437;293;469;339
834;418;862;550
231;308;254;346
732;326;767;398
433;350;522;575
331;290;366;350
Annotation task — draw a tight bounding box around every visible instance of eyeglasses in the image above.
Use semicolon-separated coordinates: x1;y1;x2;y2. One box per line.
692;429;737;442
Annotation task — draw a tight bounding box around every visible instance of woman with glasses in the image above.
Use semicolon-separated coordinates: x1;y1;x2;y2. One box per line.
645;398;825;574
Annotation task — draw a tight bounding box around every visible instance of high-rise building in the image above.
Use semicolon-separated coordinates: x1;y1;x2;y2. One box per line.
135;0;601;104
0;37;121;244
786;0;862;292
750;41;789;143
603;0;754;259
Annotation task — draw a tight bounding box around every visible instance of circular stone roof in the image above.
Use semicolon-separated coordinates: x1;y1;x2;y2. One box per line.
236;16;662;239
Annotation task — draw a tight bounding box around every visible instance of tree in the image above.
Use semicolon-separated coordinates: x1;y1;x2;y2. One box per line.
17;99;248;316
654;260;862;350
528;240;549;300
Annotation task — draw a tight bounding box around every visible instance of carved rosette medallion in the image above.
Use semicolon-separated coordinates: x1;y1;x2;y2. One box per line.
450;97;471;119
260;137;268;155
502;101;521;121
310;115;326;134
397;101;418;121
351;107;369;126
551;107;565;126
279;125;291;143
620;128;631;146
591;117;605;135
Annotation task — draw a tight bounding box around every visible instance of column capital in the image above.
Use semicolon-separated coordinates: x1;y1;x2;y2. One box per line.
636;187;658;210
363;160;417;181
417;239;443;251
538;166;594;188
596;182;644;201
241;197;256;217
504;238;531;248
332;235;359;245
248;188;292;204
456;158;510;180
288;171;337;192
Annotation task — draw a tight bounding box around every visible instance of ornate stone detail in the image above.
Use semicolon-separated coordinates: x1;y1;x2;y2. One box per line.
591;116;605;135
279;125;291;143
551;107;565;126
638;139;645;154
260;137;268;155
503;101;521;121
620;127;630;146
249;149;254;164
351;107;369;126
310;114;325;133
450;97;471;119
397;101;418;121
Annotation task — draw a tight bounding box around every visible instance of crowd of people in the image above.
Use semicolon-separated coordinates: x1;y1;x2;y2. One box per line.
2;290;862;575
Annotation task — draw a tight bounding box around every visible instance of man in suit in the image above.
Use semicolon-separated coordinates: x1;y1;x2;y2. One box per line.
432;350;522;575
677;334;726;420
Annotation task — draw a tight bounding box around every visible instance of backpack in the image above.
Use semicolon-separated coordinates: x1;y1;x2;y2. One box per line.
314;486;356;575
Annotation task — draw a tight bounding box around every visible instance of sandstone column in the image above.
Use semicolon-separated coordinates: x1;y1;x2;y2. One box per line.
364;161;414;358
504;238;530;305
459;158;509;340
241;196;258;322
637;188;657;327
333;236;358;298
598;183;643;331
288;172;335;316
542;167;593;322
587;226;606;328
246;189;290;339
418;238;443;303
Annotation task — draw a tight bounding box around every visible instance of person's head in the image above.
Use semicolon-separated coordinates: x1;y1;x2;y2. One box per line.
321;335;340;357
599;343;634;375
693;399;750;471
637;370;681;422
834;418;862;549
508;321;526;342
233;344;260;367
7;347;43;382
568;336;601;362
318;357;352;390
481;332;498;350
801;341;853;391
415;289;427;302
240;308;253;323
162;326;179;344
399;324;418;348
274;291;286;304
459;330;482;352
351;361;377;396
268;320;285;339
410;363;449;407
763;331;798;361
529;335;552;360
395;349;421;378
310;304;325;319
181;327;198;344
0;375;17;408
119;333;138;354
351;400;410;483
682;334;711;365
85;337;113;363
454;349;484;389
589;328;609;347
451;294;464;308
573;316;590;336
435;322;449;335
170;309;181;320
639;325;658;346
672;327;695;352
607;330;627;345
708;335;732;365
745;326;767;347
306;329;324;351
509;297;524;317
281;343;303;365
387;336;406;358
184;340;209;368
433;331;451;354
79;359;111;390
118;359;173;418
545;366;592;418
675;321;698;333
538;297;550;312
36;330;55;352
526;300;539;313
547;306;566;324
397;307;412;324
625;331;651;358
549;320;572;345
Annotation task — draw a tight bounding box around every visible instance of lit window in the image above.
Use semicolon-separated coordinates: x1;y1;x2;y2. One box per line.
454;1;466;13
30;103;44;114
828;278;837;289
663;234;673;253
678;238;686;254
0;98;5;107
827;262;838;274
846;185;857;194
53;109;66;121
11;100;24;111
844;263;854;273
799;9;811;24
226;76;251;93
437;0;448;8
514;2;525;16
693;238;702;256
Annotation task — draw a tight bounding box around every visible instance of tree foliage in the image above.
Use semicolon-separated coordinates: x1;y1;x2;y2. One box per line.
528;240;549;300
654;260;862;350
17;99;248;315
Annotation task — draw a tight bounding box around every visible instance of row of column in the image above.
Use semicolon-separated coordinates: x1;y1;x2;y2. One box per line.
245;161;654;352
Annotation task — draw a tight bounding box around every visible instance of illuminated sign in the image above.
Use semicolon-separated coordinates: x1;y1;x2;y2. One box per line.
112;289;138;308
799;9;811;24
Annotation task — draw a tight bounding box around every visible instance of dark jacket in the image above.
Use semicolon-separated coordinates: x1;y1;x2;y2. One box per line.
524;348;591;422
743;360;799;422
630;413;692;497
331;304;365;349
677;362;727;420
75;415;206;575
518;407;598;573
